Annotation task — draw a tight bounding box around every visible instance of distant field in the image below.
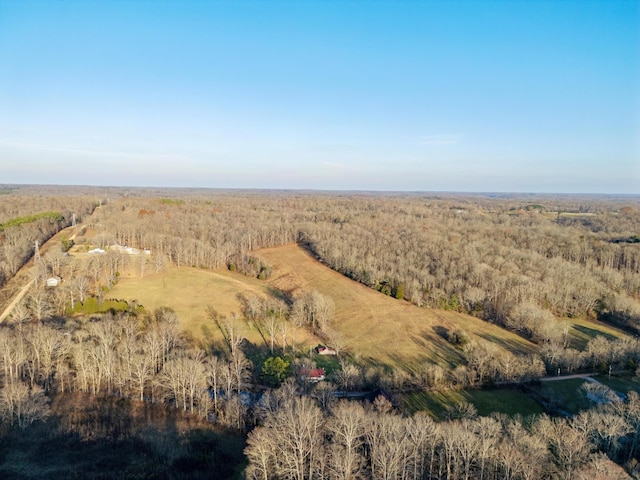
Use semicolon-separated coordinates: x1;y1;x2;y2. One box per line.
259;244;538;371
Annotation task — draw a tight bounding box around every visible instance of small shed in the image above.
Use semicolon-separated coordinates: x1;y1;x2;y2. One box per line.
316;345;337;356
46;276;61;288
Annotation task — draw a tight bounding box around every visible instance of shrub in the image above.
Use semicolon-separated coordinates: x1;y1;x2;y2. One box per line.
262;356;291;387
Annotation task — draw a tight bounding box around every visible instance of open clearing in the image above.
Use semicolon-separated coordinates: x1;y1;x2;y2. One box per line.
109;244;537;370
530;378;593;415
258;244;538;370
110;244;633;374
109;266;317;348
402;388;545;419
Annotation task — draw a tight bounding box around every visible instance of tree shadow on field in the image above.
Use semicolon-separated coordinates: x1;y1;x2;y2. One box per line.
356;355;390;371
478;332;535;355
433;325;449;340
573;325;617;342
266;286;294;306
413;330;466;368
387;352;430;375
199;324;230;357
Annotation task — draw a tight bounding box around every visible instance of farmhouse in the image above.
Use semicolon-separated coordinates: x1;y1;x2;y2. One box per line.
300;368;325;382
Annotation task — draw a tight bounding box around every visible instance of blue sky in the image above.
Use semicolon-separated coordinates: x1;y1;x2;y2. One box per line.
0;0;638;192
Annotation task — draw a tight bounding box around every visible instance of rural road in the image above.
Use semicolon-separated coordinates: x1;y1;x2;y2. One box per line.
540;373;597;382
0;223;80;324
0;279;34;323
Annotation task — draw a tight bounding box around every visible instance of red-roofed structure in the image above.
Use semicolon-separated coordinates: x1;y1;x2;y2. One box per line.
300;368;325;382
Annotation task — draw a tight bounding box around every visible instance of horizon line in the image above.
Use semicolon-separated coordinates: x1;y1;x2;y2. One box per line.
2;182;639;197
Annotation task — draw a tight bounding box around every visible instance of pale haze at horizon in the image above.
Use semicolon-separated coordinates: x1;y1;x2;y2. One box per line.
0;1;638;193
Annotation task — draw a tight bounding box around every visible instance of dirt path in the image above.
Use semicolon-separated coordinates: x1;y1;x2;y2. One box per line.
0;279;33;323
0;224;78;320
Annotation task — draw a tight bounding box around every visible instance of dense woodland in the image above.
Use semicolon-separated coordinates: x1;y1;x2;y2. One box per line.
85;191;640;326
0;185;639;478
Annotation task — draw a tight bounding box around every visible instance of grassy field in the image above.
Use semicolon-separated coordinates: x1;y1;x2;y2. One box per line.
402;387;545;419
99;243;638;380
108;265;318;349
109;244;537;372
565;317;629;350
594;374;640;396
259;244;537;371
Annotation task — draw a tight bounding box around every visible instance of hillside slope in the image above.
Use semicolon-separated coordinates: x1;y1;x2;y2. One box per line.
259;244;538;370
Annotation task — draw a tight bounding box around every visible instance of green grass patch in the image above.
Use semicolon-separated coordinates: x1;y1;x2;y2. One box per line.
0;211;64;230
593;374;640;395
67;297;140;316
403;387;545;419
531;379;592;415
314;354;341;376
159;198;185;205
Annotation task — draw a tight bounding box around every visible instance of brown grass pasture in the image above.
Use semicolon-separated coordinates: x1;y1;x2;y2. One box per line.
109;244;537;371
108;266;318;348
258;244;538;371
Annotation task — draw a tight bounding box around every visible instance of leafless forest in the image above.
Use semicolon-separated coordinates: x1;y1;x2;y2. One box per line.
0;185;639;479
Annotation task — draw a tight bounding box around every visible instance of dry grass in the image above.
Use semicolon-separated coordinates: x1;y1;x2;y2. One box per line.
110;244;537;370
110;267;263;340
259;244;537;371
108;265;317;348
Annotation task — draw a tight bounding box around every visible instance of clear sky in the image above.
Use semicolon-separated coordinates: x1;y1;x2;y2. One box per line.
0;0;638;193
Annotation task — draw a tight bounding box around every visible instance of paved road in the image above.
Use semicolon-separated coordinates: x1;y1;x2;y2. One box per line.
539;373;597;382
0;279;34;323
